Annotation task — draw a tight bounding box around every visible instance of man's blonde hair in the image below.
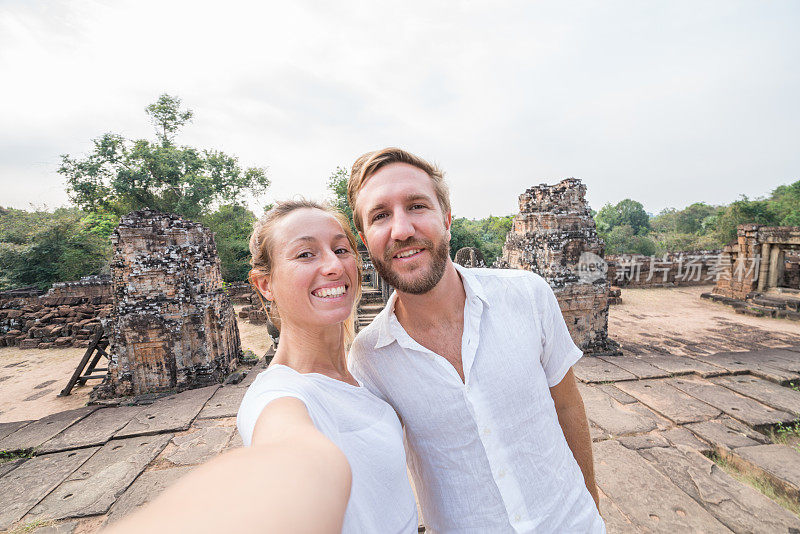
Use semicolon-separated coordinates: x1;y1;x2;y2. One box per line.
348;147;450;233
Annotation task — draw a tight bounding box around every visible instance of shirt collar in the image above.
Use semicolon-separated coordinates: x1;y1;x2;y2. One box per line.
373;263;490;350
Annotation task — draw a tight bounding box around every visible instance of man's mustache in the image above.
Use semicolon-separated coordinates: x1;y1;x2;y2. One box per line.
384;239;434;262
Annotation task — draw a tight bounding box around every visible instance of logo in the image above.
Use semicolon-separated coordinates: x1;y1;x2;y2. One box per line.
577;252;607;283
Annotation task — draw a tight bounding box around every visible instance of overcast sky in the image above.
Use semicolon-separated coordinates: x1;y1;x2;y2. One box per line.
1;0;798;219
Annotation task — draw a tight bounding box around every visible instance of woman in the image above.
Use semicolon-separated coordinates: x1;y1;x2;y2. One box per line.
107;200;417;534
236;200;418;533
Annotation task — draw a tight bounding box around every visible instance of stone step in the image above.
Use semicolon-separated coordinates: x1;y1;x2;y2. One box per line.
711;374;800;416
0;406;97;453
578;385;666;438
727;444;800;503
0;447;98;530
684;416;770;454
615;379;721;425
24;434;172;523
573;357;636;383
669;376;796;429
639;445;800;533
594;440;731;532
114;385;219;439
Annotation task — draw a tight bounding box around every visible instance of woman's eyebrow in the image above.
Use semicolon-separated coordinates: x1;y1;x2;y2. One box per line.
288;236;316;246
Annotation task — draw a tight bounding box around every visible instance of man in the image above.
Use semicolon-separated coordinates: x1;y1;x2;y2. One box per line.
347;147;605;533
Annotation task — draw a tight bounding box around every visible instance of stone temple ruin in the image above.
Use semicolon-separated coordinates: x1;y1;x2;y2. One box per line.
497;178;618;354
704;224;800;320
93;210;241;398
454;247;486;268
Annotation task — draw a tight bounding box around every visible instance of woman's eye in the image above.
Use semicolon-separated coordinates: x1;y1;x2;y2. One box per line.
296;251;313;259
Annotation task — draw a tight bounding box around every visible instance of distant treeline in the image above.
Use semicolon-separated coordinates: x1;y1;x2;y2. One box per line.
4;179;797;291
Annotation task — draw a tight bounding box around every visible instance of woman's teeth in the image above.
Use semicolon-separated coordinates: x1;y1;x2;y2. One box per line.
396;249;421;258
313;286;346;298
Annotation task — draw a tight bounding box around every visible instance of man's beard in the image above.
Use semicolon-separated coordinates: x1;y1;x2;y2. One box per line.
372;237;449;295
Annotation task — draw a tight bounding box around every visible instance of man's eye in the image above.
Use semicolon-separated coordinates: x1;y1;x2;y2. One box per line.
335;247;350;255
411;204;426;210
372;212;387;222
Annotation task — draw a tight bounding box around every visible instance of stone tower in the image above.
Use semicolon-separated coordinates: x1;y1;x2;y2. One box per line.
497;179;617;354
95;210;240;398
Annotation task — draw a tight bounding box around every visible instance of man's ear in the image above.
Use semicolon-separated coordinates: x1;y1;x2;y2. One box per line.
444;211;452;241
252;274;273;301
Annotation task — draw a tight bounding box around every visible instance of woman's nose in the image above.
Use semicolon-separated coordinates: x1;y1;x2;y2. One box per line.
320;250;345;276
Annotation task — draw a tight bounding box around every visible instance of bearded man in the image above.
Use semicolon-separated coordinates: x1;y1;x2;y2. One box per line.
346;147;605;533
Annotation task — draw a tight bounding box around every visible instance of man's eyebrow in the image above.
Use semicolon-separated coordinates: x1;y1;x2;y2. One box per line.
405;193;433;203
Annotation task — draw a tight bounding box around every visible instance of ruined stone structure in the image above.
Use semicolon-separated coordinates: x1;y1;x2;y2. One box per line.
605;252;721;288
705;225;800;319
497;178;617;354
0;276;111;349
95;210;240;398
454;247;486;268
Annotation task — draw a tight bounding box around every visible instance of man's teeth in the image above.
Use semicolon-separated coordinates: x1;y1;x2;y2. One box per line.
396;249;421;259
313;286;346;298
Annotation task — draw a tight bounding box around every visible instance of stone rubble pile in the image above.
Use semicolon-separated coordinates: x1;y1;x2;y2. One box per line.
0;276;111;349
93;210;241;399
496;178;618;354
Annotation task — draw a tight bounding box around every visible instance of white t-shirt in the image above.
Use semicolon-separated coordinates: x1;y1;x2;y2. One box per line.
237;364;418;534
349;265;606;534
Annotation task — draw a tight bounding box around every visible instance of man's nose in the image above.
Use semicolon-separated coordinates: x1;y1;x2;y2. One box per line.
390;211;415;242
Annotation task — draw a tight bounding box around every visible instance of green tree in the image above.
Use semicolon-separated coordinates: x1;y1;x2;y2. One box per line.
59;94;269;220
326;166;360;242
0;208;110;290
713;196;778;244
604;224;657;255
768;180;800;226
202;204;257;282
449;215;513;266
595;199;651;236
675;202;720;234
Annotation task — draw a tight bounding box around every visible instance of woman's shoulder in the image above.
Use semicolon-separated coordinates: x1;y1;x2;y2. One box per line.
247;364;317;398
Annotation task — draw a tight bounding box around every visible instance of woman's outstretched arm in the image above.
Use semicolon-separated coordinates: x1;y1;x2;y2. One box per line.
105;397;351;534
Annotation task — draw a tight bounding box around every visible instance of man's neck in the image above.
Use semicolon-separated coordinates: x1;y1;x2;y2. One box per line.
394;260;466;330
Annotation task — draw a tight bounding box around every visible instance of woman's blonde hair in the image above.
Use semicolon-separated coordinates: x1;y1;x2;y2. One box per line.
248;199;363;345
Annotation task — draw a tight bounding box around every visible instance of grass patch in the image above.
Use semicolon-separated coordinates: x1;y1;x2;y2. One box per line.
705;450;800;518
0;449;34;464
7;519;55;534
766;421;800;453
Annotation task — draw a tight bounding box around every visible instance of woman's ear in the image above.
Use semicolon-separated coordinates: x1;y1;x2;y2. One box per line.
252;274;273;301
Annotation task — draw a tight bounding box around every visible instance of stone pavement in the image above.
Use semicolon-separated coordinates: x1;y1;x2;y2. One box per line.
4;346;800;532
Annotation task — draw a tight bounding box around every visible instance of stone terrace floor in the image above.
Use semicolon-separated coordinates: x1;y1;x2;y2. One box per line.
2;285;800;533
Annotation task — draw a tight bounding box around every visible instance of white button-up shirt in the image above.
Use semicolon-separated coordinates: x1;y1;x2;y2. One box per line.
349;265;605;533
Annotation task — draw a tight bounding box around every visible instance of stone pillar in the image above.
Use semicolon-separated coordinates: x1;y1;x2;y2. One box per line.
94;210;241;398
497;178;617;354
758;243;771;292
768;246;783;289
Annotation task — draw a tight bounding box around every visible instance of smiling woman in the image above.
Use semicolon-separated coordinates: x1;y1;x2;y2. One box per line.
106;200;419;534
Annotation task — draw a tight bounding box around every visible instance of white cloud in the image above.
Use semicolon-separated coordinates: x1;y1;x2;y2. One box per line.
0;0;798;217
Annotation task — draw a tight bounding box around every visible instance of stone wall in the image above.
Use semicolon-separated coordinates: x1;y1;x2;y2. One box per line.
496;178;617;354
0;277;111;349
95;210;240;398
605;252;721;288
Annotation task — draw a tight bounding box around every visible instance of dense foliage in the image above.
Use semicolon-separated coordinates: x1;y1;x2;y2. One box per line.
597;180;800;255
0;207;112;290
60;94;269;220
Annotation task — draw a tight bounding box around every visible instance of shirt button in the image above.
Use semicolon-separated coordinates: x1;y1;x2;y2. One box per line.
514;514;521;522
498;469;506;479
483;427;491;436
465;384;470;392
